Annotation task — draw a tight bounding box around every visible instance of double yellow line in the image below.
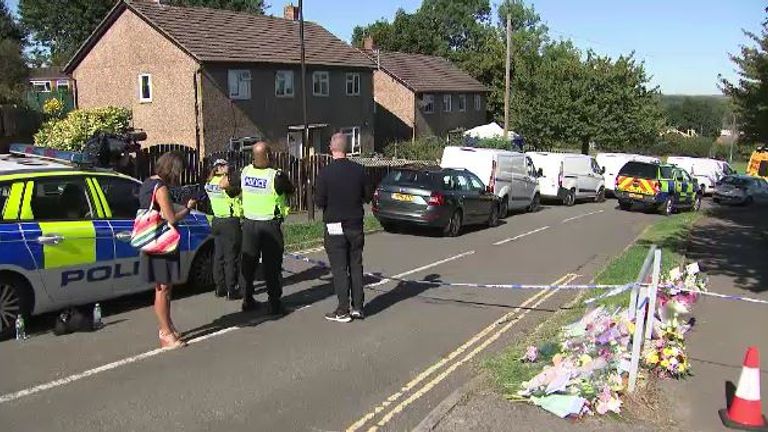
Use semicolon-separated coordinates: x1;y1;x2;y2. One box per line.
346;273;579;432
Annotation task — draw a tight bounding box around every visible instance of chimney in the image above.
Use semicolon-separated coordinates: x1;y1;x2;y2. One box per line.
363;36;376;51
284;3;299;21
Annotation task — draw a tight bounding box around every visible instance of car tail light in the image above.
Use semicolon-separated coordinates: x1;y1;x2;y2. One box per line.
372;189;380;210
428;192;445;206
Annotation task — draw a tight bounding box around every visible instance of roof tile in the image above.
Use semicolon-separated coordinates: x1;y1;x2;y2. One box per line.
371;51;487;93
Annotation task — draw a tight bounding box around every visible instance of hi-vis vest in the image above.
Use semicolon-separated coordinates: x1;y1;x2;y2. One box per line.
241;166;290;220
205;175;242;218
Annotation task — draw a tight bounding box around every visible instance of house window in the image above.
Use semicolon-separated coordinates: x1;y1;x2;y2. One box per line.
346;73;360;96
31;81;51;93
474;94;482;111
458;94;466;112
443;94;452;112
228;69;252;100
312;71;329;96
340;126;361;155
275;70;294;97
138;74;152;103
56;80;70;92
422;94;435;114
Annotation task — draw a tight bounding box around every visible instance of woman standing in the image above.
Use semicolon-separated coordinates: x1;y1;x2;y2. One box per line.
205;159;243;299
139;152;196;349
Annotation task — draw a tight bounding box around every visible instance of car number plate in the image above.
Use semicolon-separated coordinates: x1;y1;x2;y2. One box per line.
628;193;643;199
392;193;413;202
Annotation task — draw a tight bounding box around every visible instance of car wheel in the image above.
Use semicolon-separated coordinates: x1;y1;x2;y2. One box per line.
659;196;674;216
443;210;463;237
0;274;32;340
528;193;541;213
619;201;632;211
487;203;500;227
501;196;510;218
595;187;606;203
188;244;214;292
563;189;576;206
692;194;702;212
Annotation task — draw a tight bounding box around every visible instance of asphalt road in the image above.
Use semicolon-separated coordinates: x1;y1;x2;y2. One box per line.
0;199;663;431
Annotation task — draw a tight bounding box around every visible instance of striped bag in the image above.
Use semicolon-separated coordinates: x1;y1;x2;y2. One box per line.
130;184;180;254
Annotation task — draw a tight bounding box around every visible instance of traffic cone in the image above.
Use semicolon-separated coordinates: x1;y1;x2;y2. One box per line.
719;346;768;431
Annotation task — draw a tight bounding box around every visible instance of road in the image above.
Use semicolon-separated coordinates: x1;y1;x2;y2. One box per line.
0;200;662;431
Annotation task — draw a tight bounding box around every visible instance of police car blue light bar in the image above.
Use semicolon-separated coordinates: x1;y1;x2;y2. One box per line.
9;144;94;165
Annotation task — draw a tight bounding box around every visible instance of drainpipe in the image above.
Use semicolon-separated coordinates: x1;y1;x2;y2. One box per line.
193;68;202;157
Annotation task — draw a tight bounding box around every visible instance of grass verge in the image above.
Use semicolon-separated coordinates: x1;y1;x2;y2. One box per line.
284;215;381;252
485;209;702;398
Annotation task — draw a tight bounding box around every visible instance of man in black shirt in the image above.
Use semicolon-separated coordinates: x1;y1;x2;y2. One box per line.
316;133;369;323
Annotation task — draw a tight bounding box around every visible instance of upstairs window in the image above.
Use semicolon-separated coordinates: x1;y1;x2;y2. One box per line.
228;69;252;100
474;94;482;111
32;81;51;93
56;80;70;92
443;94;452;113
422;94;435;114
276;70;295;97
138;74;152;103
346;73;360;96
458;94;467;112
312;71;329;96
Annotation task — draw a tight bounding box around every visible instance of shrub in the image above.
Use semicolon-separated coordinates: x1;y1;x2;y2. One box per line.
383;136;446;161
34;106;131;151
42;98;64;119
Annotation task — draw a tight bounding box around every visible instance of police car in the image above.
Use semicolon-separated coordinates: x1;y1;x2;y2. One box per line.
0;145;213;338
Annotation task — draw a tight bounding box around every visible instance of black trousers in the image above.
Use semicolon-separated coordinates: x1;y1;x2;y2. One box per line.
211;217;241;294
241;219;284;304
324;224;365;311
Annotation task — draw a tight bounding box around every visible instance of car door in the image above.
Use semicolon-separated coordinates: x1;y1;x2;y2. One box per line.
453;172;482;222
90;175;147;297
672;169;690;205
589;158;604;194
467;172;495;221
525;156;539;201
25;175;114;305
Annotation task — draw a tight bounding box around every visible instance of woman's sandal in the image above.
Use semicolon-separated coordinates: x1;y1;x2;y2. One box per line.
159;330;187;349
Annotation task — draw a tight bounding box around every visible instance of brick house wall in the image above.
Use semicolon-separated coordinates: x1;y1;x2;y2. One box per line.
200;64;375;155
373;70;415;150
71;8;199;150
414;92;486;138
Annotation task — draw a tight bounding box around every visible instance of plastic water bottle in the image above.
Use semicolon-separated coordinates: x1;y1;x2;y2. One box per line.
15;315;26;341
93;303;103;330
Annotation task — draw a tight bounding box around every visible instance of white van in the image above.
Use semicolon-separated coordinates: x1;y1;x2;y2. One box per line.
667;157;733;195
440;147;540;215
596;153;661;194
526;152;606;205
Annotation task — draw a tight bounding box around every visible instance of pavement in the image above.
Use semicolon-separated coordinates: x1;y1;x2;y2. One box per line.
1;199;665;431
667;203;768;431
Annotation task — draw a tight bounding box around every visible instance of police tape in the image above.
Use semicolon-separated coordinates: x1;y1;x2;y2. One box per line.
285;252;768;307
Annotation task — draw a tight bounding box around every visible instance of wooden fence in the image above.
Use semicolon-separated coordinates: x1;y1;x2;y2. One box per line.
139;145;422;211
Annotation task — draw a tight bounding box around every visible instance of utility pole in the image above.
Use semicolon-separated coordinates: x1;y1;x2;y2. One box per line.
298;0;308;212
503;14;511;140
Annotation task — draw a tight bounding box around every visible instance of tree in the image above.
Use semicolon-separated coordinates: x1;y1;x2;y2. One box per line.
662;96;726;137
720;8;768;144
0;2;28;104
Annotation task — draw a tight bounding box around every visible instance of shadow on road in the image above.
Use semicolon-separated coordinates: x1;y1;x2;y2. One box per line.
686;203;768;293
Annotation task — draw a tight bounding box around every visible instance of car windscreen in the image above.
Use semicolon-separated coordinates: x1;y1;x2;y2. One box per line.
619;162;657;178
721;176;751;187
381;170;437;189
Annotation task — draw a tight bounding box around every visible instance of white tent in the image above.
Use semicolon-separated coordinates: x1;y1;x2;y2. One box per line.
463;122;520;140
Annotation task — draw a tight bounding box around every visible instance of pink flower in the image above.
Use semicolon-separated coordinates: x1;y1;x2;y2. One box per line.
523;345;538;363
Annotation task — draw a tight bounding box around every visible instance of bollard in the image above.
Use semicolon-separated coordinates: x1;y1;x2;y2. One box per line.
307;179;314;221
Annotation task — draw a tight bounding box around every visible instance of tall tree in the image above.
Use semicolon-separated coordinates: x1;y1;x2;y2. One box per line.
720;8;768;144
0;2;28;104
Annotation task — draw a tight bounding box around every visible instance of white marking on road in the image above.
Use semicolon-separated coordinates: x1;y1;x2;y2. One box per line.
561;209;604;223
492;226;550;246
366;251;475;288
346;273;577;432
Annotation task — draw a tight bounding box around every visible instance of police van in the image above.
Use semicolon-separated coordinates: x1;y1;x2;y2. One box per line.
0;145;213;338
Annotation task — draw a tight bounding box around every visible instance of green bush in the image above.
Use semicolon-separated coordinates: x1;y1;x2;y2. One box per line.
383;136;446;161
643;134;715;158
34;106;132;151
474;137;513;150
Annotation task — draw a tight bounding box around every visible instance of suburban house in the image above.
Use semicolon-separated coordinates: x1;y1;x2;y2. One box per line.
29;67;74;93
363;40;488;147
63;0;376;156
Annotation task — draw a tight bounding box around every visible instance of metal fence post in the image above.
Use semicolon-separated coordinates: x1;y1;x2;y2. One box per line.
628;284;647;393
644;249;662;342
627;244;658;393
629;245;656;320
307;179;314;221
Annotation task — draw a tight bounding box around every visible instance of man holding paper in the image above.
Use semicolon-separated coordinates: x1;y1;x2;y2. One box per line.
316;133;369;323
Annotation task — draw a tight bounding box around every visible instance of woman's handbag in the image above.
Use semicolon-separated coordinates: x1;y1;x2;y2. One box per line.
130;184;181;254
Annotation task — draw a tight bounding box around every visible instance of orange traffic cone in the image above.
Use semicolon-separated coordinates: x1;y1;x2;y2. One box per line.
719;346;768;431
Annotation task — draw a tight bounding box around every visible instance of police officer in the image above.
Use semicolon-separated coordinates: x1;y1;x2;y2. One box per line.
240;142;294;314
205;159;243;300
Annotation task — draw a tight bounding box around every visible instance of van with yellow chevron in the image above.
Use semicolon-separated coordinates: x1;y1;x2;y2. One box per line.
0;144;213;339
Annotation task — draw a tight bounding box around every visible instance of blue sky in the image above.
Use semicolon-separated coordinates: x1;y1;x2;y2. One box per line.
6;0;764;95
